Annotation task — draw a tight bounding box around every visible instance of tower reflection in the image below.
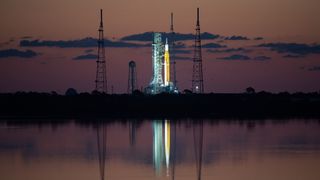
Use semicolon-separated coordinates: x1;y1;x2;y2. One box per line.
153;120;164;176
193;120;203;180
97;123;107;180
129;120;137;147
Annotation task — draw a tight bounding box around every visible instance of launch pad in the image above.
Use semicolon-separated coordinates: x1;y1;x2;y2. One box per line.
145;33;178;94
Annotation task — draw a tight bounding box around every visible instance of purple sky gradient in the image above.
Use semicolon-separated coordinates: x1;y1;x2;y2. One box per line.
0;0;320;93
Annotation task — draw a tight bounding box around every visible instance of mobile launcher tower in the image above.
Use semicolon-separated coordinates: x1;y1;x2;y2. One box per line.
145;33;178;94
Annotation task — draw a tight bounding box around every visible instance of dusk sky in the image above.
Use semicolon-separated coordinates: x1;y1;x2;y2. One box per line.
1;0;320;93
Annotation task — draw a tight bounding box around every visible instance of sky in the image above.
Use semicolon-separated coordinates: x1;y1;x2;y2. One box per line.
0;0;320;93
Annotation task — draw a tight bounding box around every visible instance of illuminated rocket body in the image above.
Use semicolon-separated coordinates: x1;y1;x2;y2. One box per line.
145;33;177;94
164;38;170;86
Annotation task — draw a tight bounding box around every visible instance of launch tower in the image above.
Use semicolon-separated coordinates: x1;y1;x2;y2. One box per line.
192;8;204;93
95;9;107;93
170;13;177;89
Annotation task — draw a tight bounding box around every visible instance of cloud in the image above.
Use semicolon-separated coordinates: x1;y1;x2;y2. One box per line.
73;54;98;60
202;43;227;48
0;49;38;58
20;37;148;48
217;54;251;60
174;42;187;48
120;32;219;41
207;48;249;53
253;56;271;61
254;37;264;40
21;36;33;39
171;55;192;60
84;49;94;53
0;39;15;47
258;43;320;55
173;49;192;54
225;36;250;40
283;54;305;58
217;54;270;61
308;66;320;71
199;32;220;40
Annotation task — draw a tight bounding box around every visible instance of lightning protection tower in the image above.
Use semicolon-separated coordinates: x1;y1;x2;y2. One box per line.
192;8;204;93
95;9;107;93
128;61;137;94
170;13;177;88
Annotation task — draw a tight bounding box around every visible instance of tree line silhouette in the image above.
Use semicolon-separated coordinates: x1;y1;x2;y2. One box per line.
0;89;320;119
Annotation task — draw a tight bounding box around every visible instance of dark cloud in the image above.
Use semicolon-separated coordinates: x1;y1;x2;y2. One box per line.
120;32;219;41
201;43;227;48
308;66;320;71
258;43;320;55
217;54;251;60
0;39;15;47
173;49;192;54
21;36;33;39
0;49;38;58
174;42;187;48
73;54;97;60
85;49;94;53
121;32;154;41
283;54;305;58
207;48;249;53
217;54;270;61
225;36;250;40
20;37;148;48
253;56;271;61
171;55;192;60
254;37;264;40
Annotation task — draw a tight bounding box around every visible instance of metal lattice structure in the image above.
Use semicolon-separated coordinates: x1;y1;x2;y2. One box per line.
149;33;164;94
170;13;177;88
192;8;204;93
95;9;107;93
128;61;137;94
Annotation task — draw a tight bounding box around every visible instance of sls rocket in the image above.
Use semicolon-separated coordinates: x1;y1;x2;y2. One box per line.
164;38;170;86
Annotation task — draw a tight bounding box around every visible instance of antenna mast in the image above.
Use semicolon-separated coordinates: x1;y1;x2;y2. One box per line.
192;8;204;93
95;9;107;93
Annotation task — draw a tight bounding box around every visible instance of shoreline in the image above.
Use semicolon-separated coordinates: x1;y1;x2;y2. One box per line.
1;92;320;120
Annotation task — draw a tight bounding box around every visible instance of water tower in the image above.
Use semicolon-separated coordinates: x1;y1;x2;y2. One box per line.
128;61;137;94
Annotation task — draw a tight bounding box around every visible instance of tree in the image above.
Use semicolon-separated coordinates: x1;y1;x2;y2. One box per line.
65;88;78;96
246;87;255;94
183;89;193;94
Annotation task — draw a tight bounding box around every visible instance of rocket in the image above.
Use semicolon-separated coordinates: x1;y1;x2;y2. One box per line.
164;38;170;86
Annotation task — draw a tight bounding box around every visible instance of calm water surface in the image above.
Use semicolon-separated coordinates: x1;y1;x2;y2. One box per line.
1;119;320;180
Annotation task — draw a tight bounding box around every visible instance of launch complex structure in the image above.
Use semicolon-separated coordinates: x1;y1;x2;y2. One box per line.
145;8;204;94
94;8;203;94
145;33;178;94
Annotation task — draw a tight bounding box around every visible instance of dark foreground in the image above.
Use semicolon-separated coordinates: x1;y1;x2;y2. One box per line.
1;92;320;119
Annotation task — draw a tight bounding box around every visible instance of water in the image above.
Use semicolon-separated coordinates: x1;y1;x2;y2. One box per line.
1;119;320;180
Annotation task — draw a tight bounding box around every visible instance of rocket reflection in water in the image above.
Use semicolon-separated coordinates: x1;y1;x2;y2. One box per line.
153;120;171;176
153;120;164;175
165;120;170;176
